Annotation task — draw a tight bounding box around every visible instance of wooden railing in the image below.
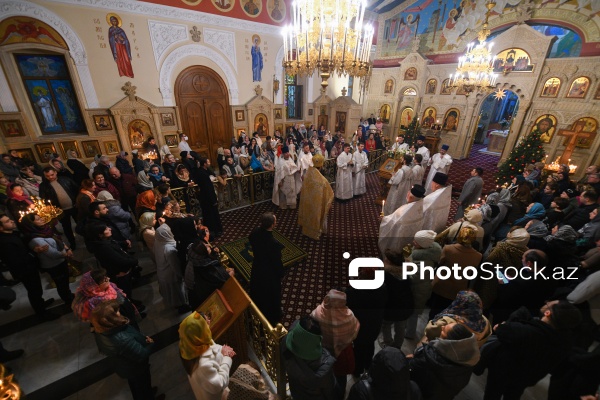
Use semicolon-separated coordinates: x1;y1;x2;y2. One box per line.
170;149;386;214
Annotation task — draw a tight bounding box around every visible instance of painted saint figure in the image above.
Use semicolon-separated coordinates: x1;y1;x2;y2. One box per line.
36;92;58;129
108;15;134;78
251;37;263;82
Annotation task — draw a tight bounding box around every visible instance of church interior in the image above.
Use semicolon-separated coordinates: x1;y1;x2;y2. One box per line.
1;0;600;398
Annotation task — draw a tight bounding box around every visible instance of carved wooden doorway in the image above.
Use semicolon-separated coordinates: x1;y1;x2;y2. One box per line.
175;66;232;165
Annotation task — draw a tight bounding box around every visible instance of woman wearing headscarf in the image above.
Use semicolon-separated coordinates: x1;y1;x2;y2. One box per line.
91;300;160;400
148;165;168;188
430;227;483;319
525;219;549;251
514;202;546;227
6;183;34;219
486;189;512;236
476;227;530;311
348;347;421;400
437;208;484;252
284;316;338;400
21;213;74;306
424;291;491;347
72;268;139;326
159;144;171;160
577;206;600;252
115;151;134;176
50;158;74;181
310;288;360;390
15;167;42;197
409;324;480;400
170;164;194;189
545;224;580;273
139;212;156;262
495;184;532;241
66;149;90;186
96;190;132;241
154;223;188;314
135;171;156;218
179;311;236;400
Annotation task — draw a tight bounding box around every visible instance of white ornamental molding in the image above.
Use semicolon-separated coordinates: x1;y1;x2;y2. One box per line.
0;0;99;108
45;0;281;35
159;44;239;106
0;66;18;112
148;20;188;68
203;28;236;72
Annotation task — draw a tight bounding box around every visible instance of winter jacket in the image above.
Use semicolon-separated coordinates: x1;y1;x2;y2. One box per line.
94;324;153;379
383;261;414;322
410;334;480;400
563;203;597;231
348;347;422;400
284;346;337;400
186;246;229;307
28;237;68;269
115;157;134;175
108;173;138;203
409;243;442;310
104;199;131;240
87;239;137;278
38;175;77;206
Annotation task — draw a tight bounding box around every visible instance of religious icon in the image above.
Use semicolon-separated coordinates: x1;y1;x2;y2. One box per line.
562;117;598;149
211;0;233;10
82;140;101;158
235;110;245;122
493;48;534;73
595;84;600;100
254;113;269;135
0;17;68;48
93;115;112;131
59;140;81;159
320;105;327;115
566;76;590;98
442;109;459;131
251;34;263;82
128;119;152;149
318;115;328;131
12;148;36;162
404;67;417;80
274;108;282;120
0;120;26;138
106;13;134;78
425;79;437;94
421;107;436;128
440;78;452;95
161;113;175;126
379;104;391;123
335;111;346;133
384;79;394;94
532;114;557;143
268;0;285;21
242;0;262;16
104;140;119;155
400;107;413;128
164;135;178;148
35;142;57;162
540;77;561;98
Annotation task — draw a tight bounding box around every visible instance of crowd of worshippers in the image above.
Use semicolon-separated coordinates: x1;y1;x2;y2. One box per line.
2;130;600;399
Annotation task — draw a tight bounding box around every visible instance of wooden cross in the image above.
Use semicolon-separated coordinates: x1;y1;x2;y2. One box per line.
557;121;591;165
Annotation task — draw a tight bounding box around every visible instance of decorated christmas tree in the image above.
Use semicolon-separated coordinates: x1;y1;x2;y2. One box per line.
404;117;420;147
496;129;546;185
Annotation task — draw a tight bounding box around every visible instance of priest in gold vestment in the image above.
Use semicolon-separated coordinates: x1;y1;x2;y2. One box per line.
298;155;334;240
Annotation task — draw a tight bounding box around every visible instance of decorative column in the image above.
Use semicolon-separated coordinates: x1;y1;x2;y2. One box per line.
499;98;530;164
456;95;478;159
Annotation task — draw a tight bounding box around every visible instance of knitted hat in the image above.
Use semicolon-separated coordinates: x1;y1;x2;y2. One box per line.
285;321;322;361
414;230;436;248
312;154;325;168
441;144;449;151
432;172;448;185
178;312;213;360
410;184;426;198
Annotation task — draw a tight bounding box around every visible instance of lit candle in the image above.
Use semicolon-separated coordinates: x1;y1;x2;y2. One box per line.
382;200;385;209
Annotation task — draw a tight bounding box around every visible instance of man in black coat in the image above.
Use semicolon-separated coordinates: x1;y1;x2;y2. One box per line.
194;158;223;237
38;166;78;249
475;300;582;400
0;214;58;320
562;190;598;231
108;167;138;213
249;212;285;325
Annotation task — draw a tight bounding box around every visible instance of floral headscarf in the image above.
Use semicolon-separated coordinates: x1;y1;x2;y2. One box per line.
434;290;486;333
72;271;124;322
179;311;213;360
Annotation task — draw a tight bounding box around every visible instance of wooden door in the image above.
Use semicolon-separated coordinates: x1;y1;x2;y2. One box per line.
175;66;232;165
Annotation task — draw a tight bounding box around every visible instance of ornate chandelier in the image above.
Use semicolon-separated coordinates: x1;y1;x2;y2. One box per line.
282;0;374;88
449;1;498;96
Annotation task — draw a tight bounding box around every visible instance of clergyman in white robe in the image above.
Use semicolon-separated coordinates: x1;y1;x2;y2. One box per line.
352;143;369;196
272;148;302;209
335;145;354;200
379;185;426;255
384;156;414;215
422;172;453;233
412;158;425;186
413;137;430;166
424;145;453;195
390;136;409;152
297;145;314;178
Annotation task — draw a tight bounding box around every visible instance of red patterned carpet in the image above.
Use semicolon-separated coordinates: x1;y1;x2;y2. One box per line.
215;145;500;327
